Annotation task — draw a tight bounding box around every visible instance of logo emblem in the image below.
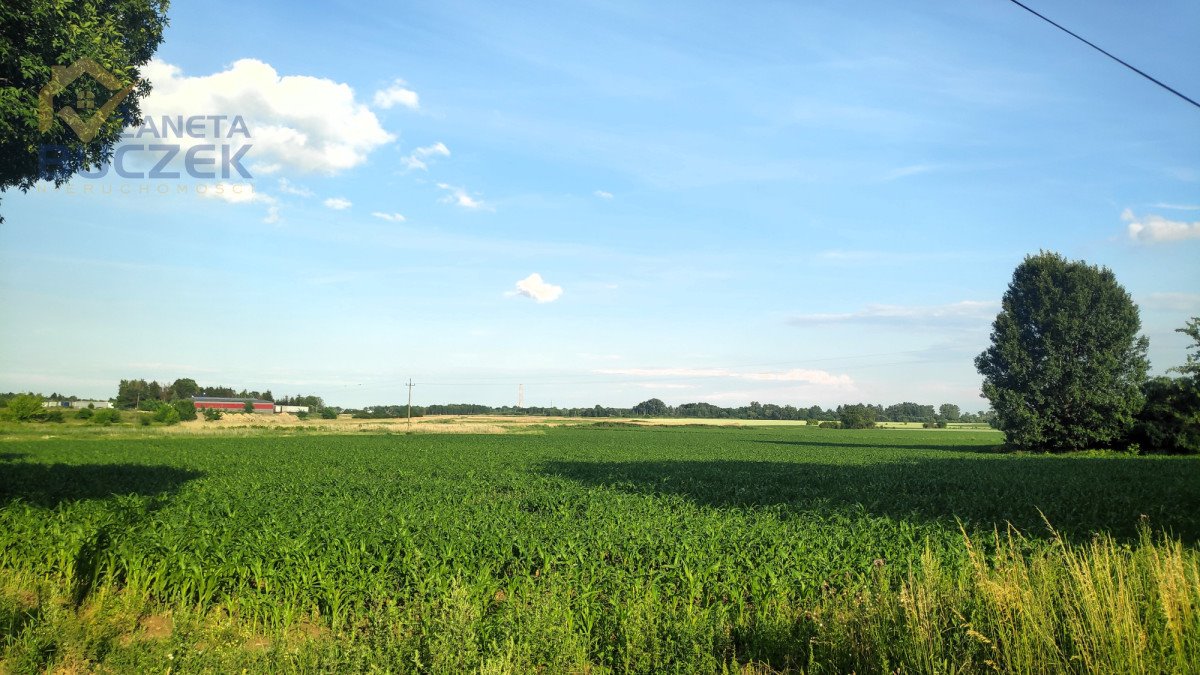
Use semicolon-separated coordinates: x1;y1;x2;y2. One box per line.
38;58;136;142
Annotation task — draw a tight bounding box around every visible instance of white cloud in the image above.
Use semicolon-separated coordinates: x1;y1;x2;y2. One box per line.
1123;209;1200;243
371;211;406;222
401;141;450;171
198;182;278;223
509;273;563;303
742;369;856;386
323;197;352;210
791;300;998;327
437;183;490;211
277;178;313;197
140;59;395;175
594;190;614;199
373;79;420;110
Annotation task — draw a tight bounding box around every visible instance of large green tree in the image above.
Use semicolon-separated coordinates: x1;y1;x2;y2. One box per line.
0;0;169;221
938;403;961;422
976;252;1149;452
838;403;876;429
632;398;669;417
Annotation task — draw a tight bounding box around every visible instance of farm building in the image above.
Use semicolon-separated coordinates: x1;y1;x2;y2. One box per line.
71;400;113;409
274;404;310;414
192;397;275;414
42;400;112;409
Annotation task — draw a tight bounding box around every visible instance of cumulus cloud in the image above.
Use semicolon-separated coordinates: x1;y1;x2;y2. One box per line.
1123;209;1200;243
323;197;352;210
509;273;563;303
401;141;450;171
139;59;395;175
594;190;614;199
373;79;420;110
437;183;490;210
371;211;406;222
791;300;997;327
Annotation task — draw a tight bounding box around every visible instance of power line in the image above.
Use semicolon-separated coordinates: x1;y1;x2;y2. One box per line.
1006;0;1200;110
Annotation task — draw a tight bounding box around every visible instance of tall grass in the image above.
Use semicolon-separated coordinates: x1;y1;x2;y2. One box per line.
820;520;1200;674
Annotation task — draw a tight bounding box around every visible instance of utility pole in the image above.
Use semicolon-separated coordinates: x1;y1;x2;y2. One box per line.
406;379;415;431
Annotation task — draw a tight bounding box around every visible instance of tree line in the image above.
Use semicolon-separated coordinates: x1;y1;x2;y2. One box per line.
344;400;992;424
113;379;325;411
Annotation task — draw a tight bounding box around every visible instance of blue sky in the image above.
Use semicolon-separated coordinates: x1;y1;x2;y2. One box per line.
2;0;1198;409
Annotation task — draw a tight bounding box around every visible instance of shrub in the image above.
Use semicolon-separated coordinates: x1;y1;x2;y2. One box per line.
43;409;65;423
172;399;197;421
1132;377;1199;454
90;409;121;425
244;401;254;413
202;408;223;421
138;414;152;426
296;411;309;420
806;419;819;426
819;421;842;429
152;403;181;425
3;394;46;422
74;407;94;420
320;409;338;420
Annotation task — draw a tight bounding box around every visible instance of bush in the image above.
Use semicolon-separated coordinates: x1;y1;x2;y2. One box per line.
172;399;197;421
138;414;152;426
1132;377;1199;454
244;401;254;413
819;421;842;429
3;394;46;422
806;419;820;426
320;409;338;420
43;409;65;423
202;408;223;421
91;409;121;425
152;403;181;425
296;411;309;420
75;407;94;420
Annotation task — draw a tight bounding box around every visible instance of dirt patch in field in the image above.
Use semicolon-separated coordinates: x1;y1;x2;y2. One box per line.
139;613;173;641
244;635;271;652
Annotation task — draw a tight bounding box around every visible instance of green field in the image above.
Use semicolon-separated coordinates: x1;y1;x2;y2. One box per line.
2;425;1198;672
